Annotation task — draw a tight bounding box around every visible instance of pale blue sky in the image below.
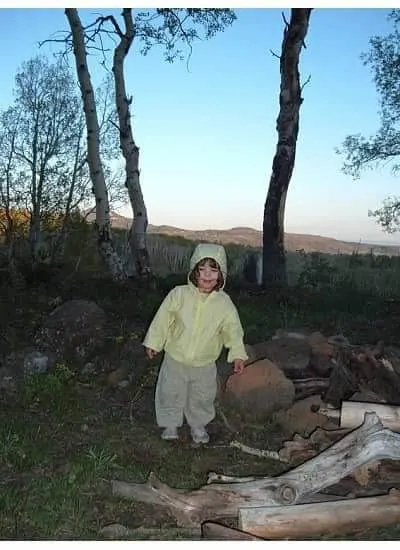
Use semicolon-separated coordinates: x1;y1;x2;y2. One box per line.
0;7;398;243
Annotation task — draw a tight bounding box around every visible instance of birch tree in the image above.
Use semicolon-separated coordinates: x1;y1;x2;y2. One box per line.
64;8;236;281
65;9;127;281
262;9;312;288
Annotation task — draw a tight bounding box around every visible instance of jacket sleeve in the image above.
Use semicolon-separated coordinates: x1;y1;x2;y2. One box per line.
221;299;248;363
142;287;180;352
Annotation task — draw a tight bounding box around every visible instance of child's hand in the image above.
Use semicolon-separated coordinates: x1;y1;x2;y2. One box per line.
145;347;158;359
233;359;245;375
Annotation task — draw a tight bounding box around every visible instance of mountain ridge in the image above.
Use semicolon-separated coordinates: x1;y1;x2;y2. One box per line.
87;210;400;256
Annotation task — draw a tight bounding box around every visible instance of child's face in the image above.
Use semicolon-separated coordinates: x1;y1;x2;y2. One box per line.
197;261;220;293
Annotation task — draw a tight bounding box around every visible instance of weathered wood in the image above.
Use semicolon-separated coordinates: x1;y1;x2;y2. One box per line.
320;401;400;432
238;489;400;539
201;521;265;540
323;354;358;407
292;377;330;401
110;413;400;527
278;427;350;464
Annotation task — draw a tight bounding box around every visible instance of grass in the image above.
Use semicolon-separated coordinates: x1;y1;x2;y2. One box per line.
2;232;400;539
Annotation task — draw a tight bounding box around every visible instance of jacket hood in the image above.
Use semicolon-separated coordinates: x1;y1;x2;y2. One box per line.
189;243;227;287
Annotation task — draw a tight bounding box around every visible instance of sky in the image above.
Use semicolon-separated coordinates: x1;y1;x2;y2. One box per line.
0;7;399;244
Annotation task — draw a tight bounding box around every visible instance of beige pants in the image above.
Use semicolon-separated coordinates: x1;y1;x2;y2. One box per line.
155;353;217;429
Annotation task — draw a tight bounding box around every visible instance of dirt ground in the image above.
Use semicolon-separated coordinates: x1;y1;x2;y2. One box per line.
1;276;400;539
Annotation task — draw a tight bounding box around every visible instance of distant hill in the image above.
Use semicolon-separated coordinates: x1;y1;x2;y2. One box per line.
85;210;400;256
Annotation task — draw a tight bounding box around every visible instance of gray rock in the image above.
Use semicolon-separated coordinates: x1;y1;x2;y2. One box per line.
0;366;16;392
23;351;54;377
81;362;96;376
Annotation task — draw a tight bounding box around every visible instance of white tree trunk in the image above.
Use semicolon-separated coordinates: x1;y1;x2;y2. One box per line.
65;8;126;281
112;9;151;278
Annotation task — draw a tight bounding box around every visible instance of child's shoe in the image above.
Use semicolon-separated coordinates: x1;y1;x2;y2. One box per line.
190;426;209;444
161;427;179;440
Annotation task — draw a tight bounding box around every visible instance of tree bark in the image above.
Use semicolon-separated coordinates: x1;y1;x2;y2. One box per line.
262;9;312;288
65;8;127;282
110;413;400;527
238;489;400;539
112;9;152;278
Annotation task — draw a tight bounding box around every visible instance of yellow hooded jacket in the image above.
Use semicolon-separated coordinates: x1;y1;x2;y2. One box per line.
142;243;248;367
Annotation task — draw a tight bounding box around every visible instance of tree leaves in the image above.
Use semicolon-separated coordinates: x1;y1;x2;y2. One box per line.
338;9;400;232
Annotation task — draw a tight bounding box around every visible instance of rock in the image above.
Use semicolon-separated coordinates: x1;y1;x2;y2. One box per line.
307;331;336;377
107;366;130;388
23;350;55;377
217;344;256;391
0;366;17;392
251;338;311;374
223;358;295;417
81;362;97;376
100;523;130;539
34;299;106;364
273;395;338;437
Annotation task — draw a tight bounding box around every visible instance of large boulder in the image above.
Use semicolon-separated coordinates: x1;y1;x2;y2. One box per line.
223;358;295;418
34;299;106;364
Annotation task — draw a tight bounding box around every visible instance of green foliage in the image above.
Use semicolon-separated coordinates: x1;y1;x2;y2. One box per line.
22;363;75;413
337;9;400;232
296;249;338;290
132;9;236;63
0;431;28;469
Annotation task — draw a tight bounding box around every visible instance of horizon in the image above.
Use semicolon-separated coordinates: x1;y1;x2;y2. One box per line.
110;209;400;247
2;8;400;245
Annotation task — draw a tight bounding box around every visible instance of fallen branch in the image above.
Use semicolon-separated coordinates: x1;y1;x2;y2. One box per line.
110;413;400;527
319;401;400;432
229;440;284;462
238;488;400;539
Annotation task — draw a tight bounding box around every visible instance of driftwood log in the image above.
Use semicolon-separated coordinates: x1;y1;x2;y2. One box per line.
238;489;400;539
111;413;400;527
319;401;400;432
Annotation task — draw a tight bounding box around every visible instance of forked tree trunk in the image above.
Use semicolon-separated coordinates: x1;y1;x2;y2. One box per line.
262;9;312;288
112;9;152;278
65;8;127;282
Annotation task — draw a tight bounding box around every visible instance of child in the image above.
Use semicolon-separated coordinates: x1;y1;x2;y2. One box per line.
143;243;248;444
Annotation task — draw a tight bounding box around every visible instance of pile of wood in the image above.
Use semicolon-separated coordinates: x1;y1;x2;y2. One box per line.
111;414;400;540
248;330;400;410
108;331;400;540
